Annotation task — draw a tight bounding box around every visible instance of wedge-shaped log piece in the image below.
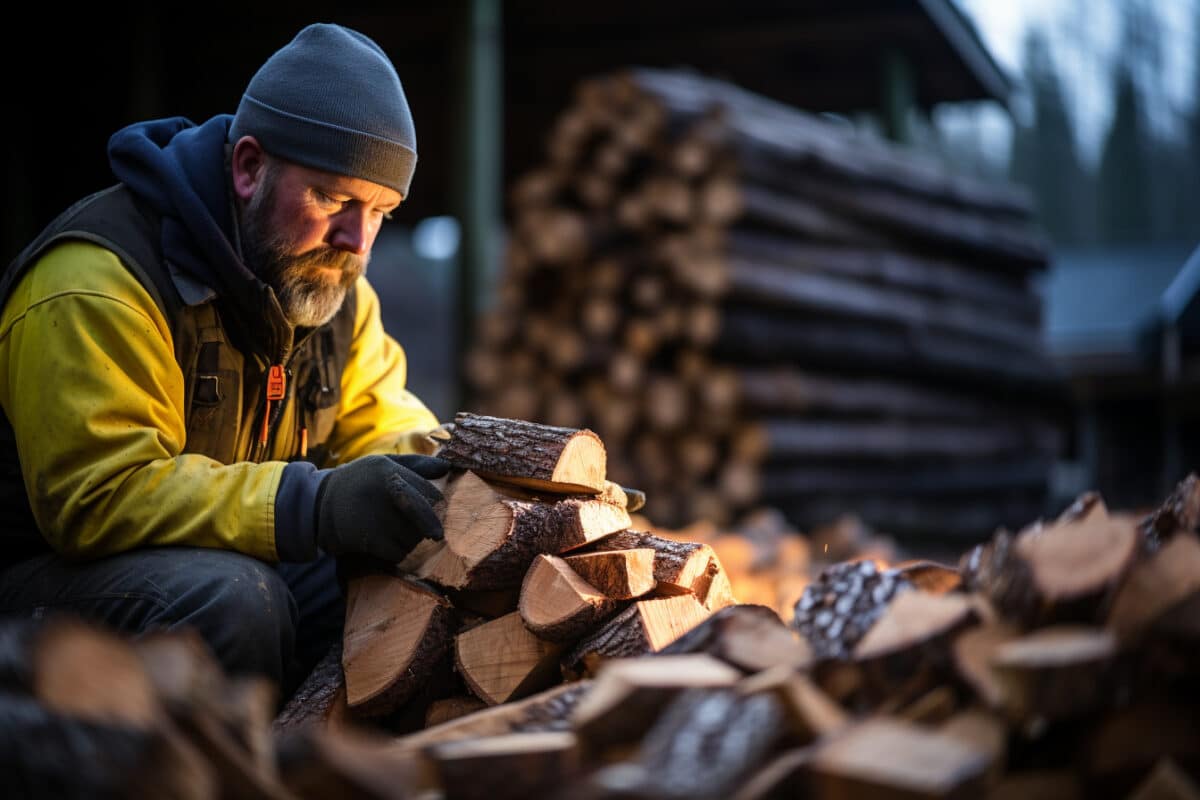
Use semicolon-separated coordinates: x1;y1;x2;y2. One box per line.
342;575;454;718
807;718;993;799
455;612;564;705
892;560;962;594
425;731;580;800
1107;531;1200;642
562;594;711;679
592;530;734;610
274;643;347;734
989;626;1118;723
416;472;630;591
962;502;1138;626
519;554;622;642
793;560;912;661
738;665;848;744
564;548;656;599
661;603;814;673
938;710;1007;787
277;725;429;800
571;654;741;751
1140;472;1200;550
439;412;607;494
388;680;592;755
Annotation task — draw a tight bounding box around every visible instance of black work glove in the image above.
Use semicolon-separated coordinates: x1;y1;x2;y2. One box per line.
314;454;451;564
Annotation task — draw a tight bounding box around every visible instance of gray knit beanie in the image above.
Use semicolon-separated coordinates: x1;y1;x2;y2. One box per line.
229;23;417;197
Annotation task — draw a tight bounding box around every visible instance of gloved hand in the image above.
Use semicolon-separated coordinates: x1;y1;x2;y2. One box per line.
314;454;451;563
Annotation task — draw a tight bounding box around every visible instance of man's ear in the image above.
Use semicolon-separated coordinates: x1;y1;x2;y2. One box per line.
230;136;268;202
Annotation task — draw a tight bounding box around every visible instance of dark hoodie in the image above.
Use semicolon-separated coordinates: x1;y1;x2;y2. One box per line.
107;114;294;363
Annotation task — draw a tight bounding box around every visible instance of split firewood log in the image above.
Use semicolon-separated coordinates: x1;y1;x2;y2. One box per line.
274;643;347;734
852;591;979;703
951;622;1021;710
1139;472;1200;551
276;725;428;800
564;548;656;599
988;626;1120;723
437;412;607;494
455;612;564;705
425;731;581;800
411;471;630;591
570;654;741;753
584;688;787;800
590;530;735;610
659;603;813;673
389;681;593;755
519;554;624;643
1107;531;1200;643
805;717;994;799
562;594;711;679
960;500;1138;627
342;574;454;718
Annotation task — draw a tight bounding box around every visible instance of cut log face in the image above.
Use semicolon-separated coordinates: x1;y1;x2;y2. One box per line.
591;529;732;608
439;412;607;494
989;626;1118;723
425;731;580;800
419;471;631;591
564;548;657;599
425;696;489;729
455;612;565;706
891;560;963;594
1014;512;1138;606
342;575;454;717
854;591;977;662
571;654;741;751
562;594;712;678
1107;531;1200;642
519;554;622;643
806;718;993;799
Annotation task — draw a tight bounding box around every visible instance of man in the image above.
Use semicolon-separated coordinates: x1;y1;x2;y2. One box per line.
0;23;448;698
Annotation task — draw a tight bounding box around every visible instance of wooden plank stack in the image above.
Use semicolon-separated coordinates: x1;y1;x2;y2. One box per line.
466;67;1065;542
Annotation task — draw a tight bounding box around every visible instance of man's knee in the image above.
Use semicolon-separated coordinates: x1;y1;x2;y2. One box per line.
157;550;298;684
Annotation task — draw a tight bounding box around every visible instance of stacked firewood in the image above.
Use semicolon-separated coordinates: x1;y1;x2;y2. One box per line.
11;472;1200;798
382;472;1200;800
280;413;737;736
467;67;1065;540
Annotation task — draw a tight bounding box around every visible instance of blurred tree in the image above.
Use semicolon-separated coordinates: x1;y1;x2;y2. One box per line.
1009;30;1091;244
1095;4;1157;243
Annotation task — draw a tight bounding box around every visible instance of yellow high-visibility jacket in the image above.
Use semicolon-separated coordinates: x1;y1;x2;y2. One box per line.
0;240;438;563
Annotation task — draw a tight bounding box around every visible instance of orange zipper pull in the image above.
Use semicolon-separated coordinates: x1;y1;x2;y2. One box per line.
260;365;286;446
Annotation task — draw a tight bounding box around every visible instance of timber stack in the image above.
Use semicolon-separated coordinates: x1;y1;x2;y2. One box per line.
9;473;1200;798
466;67;1066;542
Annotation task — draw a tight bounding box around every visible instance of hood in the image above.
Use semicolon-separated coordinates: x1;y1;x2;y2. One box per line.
107;115;291;360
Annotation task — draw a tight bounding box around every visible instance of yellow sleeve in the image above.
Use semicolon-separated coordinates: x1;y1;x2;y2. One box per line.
324;277;440;463
0;242;282;561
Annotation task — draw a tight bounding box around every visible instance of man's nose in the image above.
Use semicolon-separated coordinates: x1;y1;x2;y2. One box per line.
329;209;372;255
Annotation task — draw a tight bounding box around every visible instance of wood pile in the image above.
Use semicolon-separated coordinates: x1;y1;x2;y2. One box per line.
386;472;1200;799
11;472;1200;799
326;413;736;733
466;66;1066;541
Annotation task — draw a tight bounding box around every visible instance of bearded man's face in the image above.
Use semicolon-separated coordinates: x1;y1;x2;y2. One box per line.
238;157;398;328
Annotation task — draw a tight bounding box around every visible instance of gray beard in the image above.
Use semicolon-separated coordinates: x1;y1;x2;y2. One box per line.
239;181;367;328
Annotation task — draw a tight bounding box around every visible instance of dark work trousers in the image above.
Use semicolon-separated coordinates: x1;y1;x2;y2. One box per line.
0;547;344;705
